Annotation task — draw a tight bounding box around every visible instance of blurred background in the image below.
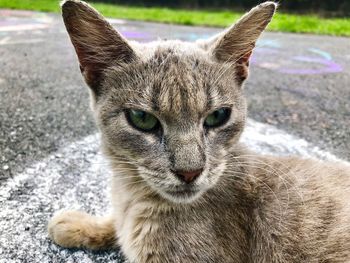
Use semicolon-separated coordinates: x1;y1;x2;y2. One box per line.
0;0;349;36
96;0;350;16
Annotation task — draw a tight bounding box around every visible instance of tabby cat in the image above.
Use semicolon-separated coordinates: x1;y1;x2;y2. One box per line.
48;1;350;262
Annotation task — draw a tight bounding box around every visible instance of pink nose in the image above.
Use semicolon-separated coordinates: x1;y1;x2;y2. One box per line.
175;169;203;184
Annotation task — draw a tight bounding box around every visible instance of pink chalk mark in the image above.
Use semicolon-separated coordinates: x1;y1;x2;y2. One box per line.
251;46;343;75
279;57;343;75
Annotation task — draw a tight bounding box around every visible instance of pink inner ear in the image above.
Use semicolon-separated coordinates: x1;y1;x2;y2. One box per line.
235;50;252;83
238;50;253;65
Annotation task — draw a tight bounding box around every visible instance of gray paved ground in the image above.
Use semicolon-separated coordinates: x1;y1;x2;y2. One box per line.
0;9;349;263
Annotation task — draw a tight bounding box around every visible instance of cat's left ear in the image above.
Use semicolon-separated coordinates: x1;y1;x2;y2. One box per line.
61;0;136;94
199;2;277;83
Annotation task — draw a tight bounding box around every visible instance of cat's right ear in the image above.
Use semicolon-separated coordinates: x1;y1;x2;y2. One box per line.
197;2;276;84
61;0;136;94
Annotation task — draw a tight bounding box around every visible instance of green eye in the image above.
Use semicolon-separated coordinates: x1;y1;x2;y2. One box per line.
204;108;231;128
126;109;160;132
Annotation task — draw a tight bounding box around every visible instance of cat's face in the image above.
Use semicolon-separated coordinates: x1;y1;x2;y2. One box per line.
97;43;247;202
62;0;276;203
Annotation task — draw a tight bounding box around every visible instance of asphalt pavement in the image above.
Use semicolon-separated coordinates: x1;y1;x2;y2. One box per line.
0;9;349;263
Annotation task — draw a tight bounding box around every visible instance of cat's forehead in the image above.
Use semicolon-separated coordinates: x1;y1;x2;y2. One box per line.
147;44;235;114
106;40;239;120
141;43;210;119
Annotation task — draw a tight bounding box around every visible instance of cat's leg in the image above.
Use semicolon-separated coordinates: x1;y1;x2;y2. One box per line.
48;210;116;250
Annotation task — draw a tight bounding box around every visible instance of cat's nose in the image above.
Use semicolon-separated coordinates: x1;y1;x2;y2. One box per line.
175;169;203;184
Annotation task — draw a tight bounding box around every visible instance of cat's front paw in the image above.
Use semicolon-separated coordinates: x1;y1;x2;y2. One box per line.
48;210;93;249
48;210;116;250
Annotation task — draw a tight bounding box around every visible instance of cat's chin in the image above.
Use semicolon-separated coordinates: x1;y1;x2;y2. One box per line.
158;188;204;204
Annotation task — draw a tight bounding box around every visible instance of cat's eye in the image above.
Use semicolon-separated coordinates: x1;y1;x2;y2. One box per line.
204;108;231;128
126;109;160;132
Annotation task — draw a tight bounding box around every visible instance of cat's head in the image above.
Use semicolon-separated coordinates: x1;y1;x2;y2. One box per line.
61;0;276;203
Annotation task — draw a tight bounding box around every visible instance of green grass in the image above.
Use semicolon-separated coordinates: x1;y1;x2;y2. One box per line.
1;0;350;36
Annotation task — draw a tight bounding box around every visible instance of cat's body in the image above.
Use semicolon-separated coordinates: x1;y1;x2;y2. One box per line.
48;1;350;262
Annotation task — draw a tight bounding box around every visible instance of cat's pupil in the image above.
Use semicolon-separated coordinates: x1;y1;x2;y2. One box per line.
136;111;146;121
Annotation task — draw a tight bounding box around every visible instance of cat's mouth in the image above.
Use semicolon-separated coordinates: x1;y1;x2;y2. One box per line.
142;170;209;203
161;185;203;203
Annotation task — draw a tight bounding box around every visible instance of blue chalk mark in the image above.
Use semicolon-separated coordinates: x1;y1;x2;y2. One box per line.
257;39;281;48
309;48;332;60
